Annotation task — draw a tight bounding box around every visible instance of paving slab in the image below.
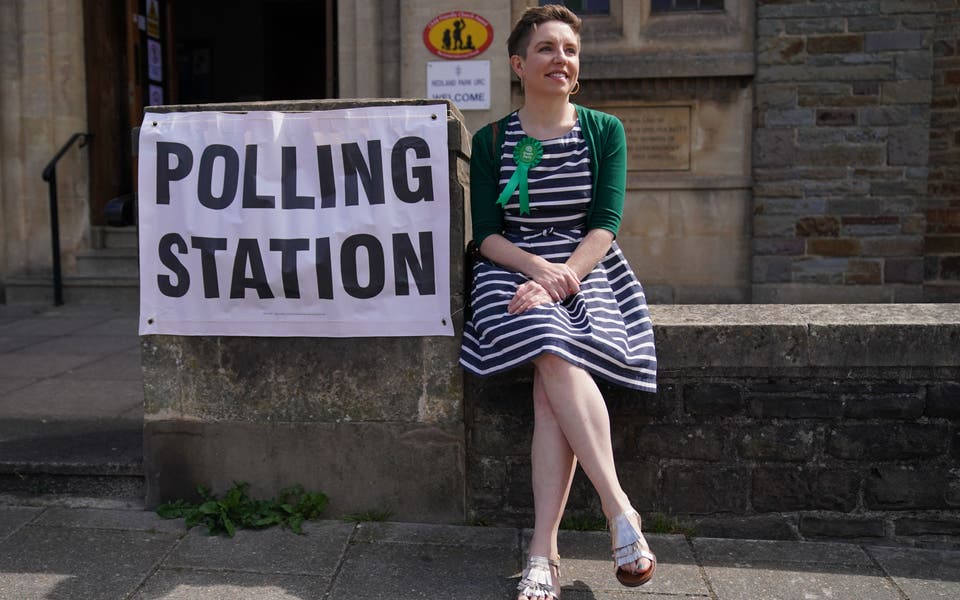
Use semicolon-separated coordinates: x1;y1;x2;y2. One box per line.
329;535;517;599
54;349;144;380
0;378;143;419
33;507;185;534
17;334;139;357
0;506;42;540
0;336;48;353
354;520;518;548
164;520;354;576
0;524;178;600
868;545;960;599
694;538;899;600
131;569;331;600
74;316;140;336
0;377;34;396
544;530;709;597
564;592;701;600
701;564;902;600
0;353;99;379
0;317;104;337
0;305;50;319
2;305;134;319
693;537;876;566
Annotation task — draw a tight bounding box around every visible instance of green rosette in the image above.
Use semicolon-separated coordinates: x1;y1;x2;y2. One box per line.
496;136;544;215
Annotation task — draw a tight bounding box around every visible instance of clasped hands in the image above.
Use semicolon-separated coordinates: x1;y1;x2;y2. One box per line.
507;260;580;315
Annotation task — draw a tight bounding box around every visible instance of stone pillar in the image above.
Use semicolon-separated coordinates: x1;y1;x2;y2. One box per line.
0;0;89;287
141;99;471;524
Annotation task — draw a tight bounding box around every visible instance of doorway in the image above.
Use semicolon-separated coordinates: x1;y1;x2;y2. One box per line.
83;0;338;225
175;0;337;104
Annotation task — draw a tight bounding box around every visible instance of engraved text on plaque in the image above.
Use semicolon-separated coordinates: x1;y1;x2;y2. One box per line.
607;106;692;171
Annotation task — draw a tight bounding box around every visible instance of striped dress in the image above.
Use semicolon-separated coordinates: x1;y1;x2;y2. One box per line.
460;114;657;392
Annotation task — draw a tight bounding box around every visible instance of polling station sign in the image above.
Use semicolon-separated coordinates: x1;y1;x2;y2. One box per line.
138;105;453;337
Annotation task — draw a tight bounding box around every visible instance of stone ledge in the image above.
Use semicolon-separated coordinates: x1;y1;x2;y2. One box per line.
141;98;471;157
650;304;960;368
583;52;755;79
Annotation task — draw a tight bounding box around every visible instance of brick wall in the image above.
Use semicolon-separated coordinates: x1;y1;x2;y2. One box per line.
926;0;960;298
752;0;942;302
466;305;960;546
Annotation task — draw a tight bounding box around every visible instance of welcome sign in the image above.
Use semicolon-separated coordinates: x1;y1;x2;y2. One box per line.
138;105;453;337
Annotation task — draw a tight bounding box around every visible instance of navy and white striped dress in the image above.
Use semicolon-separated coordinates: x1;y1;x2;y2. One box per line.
460;114;657;392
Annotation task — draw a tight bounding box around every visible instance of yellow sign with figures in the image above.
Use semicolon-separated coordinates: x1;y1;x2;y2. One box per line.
423;11;493;60
146;0;160;39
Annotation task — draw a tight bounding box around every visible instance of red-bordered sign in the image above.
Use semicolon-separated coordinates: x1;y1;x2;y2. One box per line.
423;11;493;60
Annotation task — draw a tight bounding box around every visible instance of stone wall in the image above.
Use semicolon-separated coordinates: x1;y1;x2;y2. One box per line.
466;305;960;545
140;99;472;523
926;0;960;299
753;0;941;303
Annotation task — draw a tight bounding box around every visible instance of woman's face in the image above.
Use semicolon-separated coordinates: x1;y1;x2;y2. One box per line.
512;20;580;99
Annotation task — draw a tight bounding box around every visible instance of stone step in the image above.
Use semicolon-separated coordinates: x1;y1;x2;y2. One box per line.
0;421;144;501
5;275;139;305
93;225;138;250
4;226;141;305
0;472;145;501
76;247;139;278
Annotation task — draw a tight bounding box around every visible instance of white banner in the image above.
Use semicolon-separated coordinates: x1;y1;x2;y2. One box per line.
138;105;452;337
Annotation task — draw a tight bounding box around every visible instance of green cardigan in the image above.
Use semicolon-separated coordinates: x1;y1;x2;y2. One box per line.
470;104;627;247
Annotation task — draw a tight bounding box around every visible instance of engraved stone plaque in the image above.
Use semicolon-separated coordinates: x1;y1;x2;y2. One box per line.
607;106;692;171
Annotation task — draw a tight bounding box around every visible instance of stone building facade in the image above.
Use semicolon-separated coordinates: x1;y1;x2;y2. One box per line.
929;2;960;299
0;0;958;304
753;0;960;302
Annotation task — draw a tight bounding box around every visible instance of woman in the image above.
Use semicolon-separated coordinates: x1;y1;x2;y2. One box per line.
459;5;658;599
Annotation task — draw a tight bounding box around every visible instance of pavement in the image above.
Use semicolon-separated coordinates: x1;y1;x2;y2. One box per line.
1;303;960;599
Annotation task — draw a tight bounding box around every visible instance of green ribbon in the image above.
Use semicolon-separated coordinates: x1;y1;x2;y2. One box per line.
496;137;544;216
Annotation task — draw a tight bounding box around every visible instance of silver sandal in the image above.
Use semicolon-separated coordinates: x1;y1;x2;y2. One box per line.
517;555;561;599
610;509;656;587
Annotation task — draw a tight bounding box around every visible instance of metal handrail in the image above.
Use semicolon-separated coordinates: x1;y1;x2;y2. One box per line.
41;132;92;305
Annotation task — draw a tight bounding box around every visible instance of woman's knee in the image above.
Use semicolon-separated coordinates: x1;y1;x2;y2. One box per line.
533;352;573;376
532;370;554;415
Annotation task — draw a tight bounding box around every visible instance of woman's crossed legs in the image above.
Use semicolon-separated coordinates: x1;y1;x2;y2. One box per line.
518;353;652;600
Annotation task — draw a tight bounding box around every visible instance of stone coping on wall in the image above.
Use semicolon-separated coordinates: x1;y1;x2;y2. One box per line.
648;303;960;369
138;98;471;159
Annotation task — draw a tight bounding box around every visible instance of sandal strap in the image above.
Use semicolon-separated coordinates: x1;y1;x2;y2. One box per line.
518;555;559;599
547;557;561;578
613;544;656;568
610;509;652;568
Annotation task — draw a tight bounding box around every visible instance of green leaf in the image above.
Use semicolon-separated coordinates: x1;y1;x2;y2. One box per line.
156;501;187;519
288;514;305;534
156;482;327;537
223;515;236;537
198;501;221;515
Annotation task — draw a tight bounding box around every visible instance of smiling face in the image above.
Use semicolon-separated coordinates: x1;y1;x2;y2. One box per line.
511;20;580;99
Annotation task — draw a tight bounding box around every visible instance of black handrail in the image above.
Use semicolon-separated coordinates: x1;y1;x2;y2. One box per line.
41;132;92;306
